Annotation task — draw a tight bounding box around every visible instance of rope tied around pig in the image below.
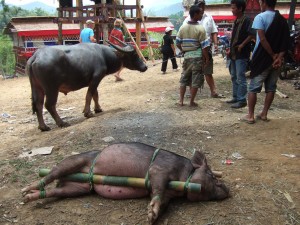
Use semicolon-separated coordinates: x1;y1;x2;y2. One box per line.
88;152;101;191
144;148;194;196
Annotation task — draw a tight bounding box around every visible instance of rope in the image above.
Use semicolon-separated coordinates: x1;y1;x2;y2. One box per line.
184;171;194;193
38;179;45;191
39;190;46;199
88;152;101;191
144;148;160;190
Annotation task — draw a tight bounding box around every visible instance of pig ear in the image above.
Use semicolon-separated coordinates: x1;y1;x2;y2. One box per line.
191;151;207;168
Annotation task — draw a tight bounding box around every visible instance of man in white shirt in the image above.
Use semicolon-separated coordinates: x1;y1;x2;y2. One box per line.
184;0;223;98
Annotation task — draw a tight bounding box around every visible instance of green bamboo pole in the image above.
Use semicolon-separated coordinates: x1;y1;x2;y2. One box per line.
39;169;201;193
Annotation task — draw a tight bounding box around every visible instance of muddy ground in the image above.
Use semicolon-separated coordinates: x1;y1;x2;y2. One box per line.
0;55;299;225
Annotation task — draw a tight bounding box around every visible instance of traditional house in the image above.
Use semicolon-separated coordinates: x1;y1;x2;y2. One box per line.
4;16;172;75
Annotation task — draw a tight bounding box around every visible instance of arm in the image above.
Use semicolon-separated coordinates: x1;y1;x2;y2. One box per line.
237;35;255;52
90;35;96;43
202;46;210;65
257;29;277;61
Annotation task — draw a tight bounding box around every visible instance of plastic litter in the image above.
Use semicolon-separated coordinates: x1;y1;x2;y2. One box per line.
222;159;234;165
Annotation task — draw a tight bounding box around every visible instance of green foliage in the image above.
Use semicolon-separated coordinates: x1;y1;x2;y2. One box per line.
169;11;184;32
0;0;56;31
0;34;15;76
140;32;164;60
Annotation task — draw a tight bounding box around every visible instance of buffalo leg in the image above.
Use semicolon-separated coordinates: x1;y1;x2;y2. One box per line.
92;90;102;113
44;90;70;128
83;79;101;118
33;86;50;131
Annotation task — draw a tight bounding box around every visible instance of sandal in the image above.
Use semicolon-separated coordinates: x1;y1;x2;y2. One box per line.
211;93;225;98
240;116;255;124
256;115;270;122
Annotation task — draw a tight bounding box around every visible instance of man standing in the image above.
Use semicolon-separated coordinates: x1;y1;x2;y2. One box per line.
184;0;222;98
79;20;96;43
176;5;210;107
242;0;289;123
227;0;253;108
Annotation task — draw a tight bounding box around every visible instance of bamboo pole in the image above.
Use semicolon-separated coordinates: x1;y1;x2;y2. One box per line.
137;0;154;63
117;11;147;63
39;168;201;193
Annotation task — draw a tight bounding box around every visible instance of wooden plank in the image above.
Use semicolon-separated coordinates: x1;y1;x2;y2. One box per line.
117;12;146;63
137;0;154;63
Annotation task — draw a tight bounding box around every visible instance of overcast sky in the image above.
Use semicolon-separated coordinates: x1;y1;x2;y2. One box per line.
4;0;156;8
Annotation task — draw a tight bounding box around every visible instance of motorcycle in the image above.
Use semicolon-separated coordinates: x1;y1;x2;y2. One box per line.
218;35;230;60
280;29;300;80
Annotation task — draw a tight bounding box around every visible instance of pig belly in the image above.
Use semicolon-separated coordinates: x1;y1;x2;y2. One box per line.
94;185;149;199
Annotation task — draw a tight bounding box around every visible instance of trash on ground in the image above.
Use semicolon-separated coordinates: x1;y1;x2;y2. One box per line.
102;136;115;143
58;107;76;111
222;159;234;165
281;154;296;158
19;146;54;158
232;152;244;159
283;191;294;203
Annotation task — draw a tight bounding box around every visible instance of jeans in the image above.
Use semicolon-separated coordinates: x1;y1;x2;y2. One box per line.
229;59;248;103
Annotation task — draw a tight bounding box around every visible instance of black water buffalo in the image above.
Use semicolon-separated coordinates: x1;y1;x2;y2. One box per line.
26;39;147;131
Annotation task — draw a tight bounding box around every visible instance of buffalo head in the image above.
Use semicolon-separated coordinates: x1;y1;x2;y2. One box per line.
106;37;148;72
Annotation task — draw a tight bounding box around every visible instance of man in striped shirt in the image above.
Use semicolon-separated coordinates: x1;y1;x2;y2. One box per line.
176;5;210;107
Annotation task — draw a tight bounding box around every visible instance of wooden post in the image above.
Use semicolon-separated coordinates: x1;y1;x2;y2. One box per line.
102;0;109;45
76;0;84;30
137;0;154;62
135;0;141;48
58;2;63;44
117;12;146;63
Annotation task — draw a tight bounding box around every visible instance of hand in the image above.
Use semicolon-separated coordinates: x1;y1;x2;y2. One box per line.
272;55;283;69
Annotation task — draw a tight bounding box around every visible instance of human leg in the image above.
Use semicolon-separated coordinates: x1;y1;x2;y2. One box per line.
227;60;238;103
231;59;248;108
235;59;248;103
161;53;168;73
258;68;279;120
179;59;192;105
190;57;204;106
115;68;123;81
203;58;218;97
170;54;178;70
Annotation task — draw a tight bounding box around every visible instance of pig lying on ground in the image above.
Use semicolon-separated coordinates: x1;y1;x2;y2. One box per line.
22;142;229;224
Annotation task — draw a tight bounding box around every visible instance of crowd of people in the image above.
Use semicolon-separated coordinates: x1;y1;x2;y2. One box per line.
175;0;289;124
79;0;290;124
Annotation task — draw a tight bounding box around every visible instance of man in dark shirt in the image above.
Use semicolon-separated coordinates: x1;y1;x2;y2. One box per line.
227;0;253;108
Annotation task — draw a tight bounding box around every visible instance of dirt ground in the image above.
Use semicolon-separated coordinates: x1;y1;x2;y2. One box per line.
0;55;299;225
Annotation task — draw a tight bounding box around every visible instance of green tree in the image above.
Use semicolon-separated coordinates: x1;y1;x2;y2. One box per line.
169;11;184;32
0;34;15;76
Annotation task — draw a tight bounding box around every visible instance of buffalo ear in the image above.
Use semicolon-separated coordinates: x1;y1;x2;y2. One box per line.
191;151;207;168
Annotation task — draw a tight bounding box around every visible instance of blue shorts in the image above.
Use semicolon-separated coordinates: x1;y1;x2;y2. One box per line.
248;66;279;93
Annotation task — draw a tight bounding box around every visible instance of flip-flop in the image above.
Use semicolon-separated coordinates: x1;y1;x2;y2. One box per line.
256;115;270;122
240;116;255;124
211;93;226;98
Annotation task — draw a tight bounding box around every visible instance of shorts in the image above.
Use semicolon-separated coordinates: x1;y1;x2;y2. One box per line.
180;58;204;88
203;57;213;75
248;65;279;93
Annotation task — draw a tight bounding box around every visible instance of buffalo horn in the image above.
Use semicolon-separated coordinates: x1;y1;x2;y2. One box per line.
105;39;135;53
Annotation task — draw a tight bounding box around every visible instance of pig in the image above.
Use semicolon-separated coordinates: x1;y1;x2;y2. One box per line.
22;142;229;224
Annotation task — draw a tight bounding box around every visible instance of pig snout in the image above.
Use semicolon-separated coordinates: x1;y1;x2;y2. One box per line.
213;181;230;200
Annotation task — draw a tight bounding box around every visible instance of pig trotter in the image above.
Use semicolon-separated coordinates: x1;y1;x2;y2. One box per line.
148;195;161;224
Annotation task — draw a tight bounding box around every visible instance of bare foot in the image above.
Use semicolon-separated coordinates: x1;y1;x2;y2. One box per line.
115;75;123;82
189;102;198;107
176;102;185;106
